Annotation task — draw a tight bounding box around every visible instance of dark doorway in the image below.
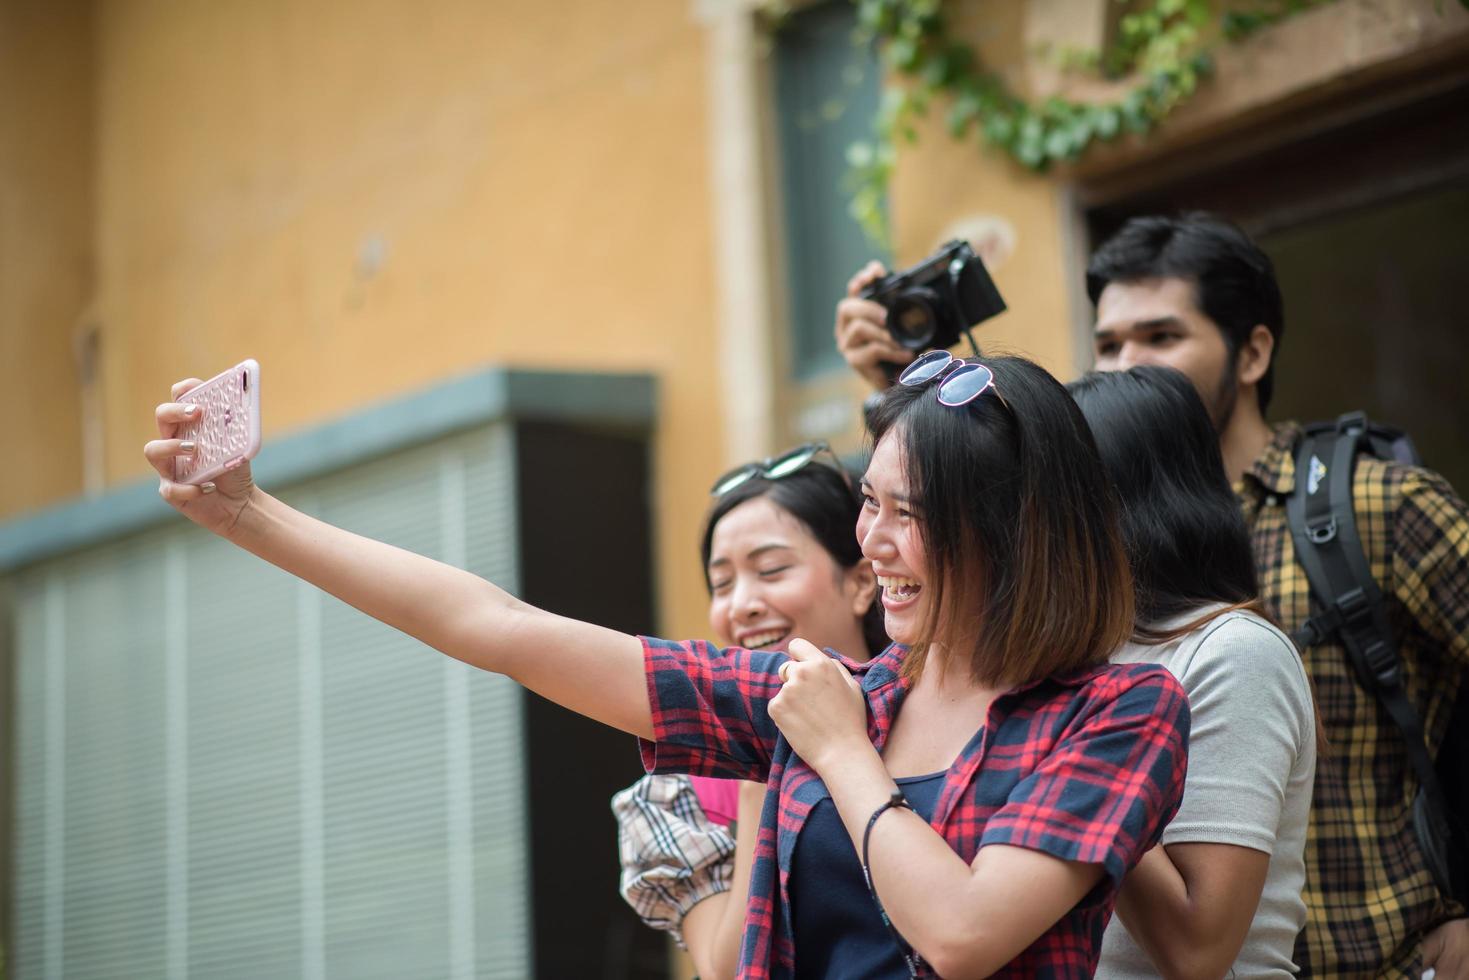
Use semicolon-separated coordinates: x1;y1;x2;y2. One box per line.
516;420;666;980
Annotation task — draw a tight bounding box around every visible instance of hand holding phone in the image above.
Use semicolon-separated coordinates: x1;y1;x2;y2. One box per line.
172;359;262;485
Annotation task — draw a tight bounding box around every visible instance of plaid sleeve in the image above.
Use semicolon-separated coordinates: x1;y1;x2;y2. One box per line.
1391;468;1469;665
637;636;785;782
611;774;736;948
979;666;1190;886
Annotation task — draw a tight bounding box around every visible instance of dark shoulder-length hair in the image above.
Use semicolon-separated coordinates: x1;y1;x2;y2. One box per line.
699;462;889;658
1067;365;1259;638
866;355;1135;687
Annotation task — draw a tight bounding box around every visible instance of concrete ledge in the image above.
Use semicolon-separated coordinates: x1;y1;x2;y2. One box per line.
1067;0;1469;193
0;366;657;573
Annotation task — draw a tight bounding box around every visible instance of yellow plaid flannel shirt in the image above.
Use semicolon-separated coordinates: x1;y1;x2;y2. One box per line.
1239;422;1469;978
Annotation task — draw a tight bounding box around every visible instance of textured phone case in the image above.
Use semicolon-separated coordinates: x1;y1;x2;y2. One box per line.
173;359;262;485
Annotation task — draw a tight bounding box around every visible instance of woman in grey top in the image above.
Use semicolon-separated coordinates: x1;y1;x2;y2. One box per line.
1071;366;1318;978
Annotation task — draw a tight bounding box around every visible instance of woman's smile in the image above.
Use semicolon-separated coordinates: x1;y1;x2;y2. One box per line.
707;496;874;659
737;625;792;650
876;574;922;609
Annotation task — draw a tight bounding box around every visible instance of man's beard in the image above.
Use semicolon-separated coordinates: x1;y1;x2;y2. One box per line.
1208;360;1239;432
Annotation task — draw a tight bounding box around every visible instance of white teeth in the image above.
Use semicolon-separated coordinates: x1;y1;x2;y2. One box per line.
877;575;921;599
742;629;786;649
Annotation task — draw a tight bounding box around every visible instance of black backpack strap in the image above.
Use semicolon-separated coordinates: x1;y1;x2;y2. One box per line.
1288;417;1400;685
1287;414;1460;896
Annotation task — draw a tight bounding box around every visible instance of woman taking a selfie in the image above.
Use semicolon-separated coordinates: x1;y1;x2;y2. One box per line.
612;449;886;980
146;354;1188;978
1071;366;1317;979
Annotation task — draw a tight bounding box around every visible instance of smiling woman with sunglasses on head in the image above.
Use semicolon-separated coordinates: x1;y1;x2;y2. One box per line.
146;356;1187;978
613;446;886;980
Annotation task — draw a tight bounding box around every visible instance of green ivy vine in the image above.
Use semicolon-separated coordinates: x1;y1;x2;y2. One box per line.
844;0;1343;244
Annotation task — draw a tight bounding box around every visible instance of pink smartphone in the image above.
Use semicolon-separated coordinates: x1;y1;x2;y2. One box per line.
173;359;262;485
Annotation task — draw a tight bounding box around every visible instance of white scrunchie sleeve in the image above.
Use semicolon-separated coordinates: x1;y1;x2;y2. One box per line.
611;773;737;948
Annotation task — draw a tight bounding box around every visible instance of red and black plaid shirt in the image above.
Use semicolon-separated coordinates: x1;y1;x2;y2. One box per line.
638;637;1189;979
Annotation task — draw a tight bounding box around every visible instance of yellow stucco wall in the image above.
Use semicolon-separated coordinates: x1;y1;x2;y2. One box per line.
0;0;94;519
61;0;722;640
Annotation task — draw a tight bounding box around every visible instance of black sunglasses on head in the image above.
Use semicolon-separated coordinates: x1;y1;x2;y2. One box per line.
710;441;850;497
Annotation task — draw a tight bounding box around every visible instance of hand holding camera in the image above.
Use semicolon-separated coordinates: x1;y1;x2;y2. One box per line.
835;260;914;391
834;241;1007;391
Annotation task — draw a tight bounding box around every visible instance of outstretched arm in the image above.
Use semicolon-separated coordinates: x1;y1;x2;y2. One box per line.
146;380;652;739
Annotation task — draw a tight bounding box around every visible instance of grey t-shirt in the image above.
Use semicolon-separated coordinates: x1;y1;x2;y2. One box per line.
1098;607;1317;979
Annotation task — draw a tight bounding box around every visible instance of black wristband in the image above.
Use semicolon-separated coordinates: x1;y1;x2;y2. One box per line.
862;790;911;875
861;789;919;978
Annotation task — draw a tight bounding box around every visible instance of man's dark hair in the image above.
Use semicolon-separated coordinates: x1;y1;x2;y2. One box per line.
1068;366;1258;628
867;355;1135;687
1086;212;1285;413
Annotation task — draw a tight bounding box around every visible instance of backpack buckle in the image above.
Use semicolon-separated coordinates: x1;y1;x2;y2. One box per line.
1306;517;1338;544
1360;638;1402;690
1338;587;1372;628
1336;410;1368;436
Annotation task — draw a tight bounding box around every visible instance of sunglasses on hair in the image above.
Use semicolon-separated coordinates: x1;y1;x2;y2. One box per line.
710;441;850;497
896;350;1008;409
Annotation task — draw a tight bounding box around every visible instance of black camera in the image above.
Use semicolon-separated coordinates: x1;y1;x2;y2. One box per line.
859;240;1007;351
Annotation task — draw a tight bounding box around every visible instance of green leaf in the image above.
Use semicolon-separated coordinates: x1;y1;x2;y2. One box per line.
1017;137;1046;168
944;42;974;75
1068;114;1095;147
1095;106;1121;139
887;37;920;71
1223;9;1266;38
1121;91;1151;132
946;95;980;138
983;113;1017;146
856;0;890;32
1044;126;1074;159
1019;114;1045;145
921;48;958;87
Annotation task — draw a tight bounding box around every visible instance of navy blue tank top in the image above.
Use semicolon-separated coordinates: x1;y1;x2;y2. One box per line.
789;771;947;978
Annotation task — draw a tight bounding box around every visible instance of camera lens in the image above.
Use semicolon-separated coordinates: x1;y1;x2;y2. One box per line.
887;288;941;350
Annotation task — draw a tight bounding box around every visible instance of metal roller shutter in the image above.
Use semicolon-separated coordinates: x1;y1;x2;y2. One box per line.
9;424;532;979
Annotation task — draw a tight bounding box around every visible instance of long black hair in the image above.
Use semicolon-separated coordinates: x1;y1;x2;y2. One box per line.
700;463;889;658
1068;365;1259;632
867;355;1134;686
